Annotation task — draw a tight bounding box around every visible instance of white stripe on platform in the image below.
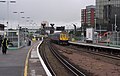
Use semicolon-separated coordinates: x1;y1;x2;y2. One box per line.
37;40;52;76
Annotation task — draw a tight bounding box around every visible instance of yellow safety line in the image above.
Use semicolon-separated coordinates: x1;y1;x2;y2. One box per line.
24;45;35;76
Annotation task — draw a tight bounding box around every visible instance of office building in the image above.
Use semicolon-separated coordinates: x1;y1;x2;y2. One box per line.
81;5;96;28
96;0;120;31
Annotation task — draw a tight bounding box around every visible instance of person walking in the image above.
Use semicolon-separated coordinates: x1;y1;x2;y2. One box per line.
2;38;8;54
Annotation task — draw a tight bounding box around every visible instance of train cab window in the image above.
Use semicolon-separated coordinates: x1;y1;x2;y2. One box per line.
63;34;65;38
64;34;66;38
60;34;63;38
60;34;62;38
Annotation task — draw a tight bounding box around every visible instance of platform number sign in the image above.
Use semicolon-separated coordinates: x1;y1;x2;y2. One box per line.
86;28;94;41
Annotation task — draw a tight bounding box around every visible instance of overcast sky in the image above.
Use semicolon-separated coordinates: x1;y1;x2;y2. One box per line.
0;0;95;28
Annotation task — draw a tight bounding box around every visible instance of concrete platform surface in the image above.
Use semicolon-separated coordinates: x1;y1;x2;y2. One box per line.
0;43;31;76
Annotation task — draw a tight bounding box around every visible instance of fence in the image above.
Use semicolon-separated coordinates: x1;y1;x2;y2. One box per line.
110;32;120;45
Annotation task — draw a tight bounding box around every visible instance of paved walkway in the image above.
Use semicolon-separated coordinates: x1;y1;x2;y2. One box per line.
0;42;31;76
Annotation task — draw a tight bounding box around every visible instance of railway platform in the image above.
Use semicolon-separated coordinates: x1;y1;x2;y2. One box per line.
70;40;120;47
69;41;120;50
0;42;31;76
69;41;120;57
0;40;47;76
27;41;46;76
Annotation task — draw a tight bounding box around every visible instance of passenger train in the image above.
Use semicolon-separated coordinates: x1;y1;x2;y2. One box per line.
49;31;69;44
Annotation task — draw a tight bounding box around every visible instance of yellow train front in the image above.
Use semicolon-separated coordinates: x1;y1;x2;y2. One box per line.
59;31;69;44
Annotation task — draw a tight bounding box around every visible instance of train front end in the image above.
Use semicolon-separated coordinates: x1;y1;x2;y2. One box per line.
59;31;69;44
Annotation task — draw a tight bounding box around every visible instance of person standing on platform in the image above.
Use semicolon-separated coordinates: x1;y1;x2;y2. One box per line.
0;37;2;49
2;38;8;54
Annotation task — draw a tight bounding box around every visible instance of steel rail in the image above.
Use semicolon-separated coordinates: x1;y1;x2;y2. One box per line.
48;43;86;76
39;41;56;76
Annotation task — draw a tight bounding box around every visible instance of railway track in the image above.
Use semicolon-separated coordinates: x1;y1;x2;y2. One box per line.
49;42;86;76
39;41;56;76
55;43;120;66
39;40;86;76
50;43;120;76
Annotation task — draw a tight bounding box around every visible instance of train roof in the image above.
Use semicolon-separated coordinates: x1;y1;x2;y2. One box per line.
49;31;68;36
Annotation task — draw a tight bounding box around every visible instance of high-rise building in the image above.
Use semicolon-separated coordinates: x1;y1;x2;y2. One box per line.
81;5;95;28
81;9;86;26
96;0;120;31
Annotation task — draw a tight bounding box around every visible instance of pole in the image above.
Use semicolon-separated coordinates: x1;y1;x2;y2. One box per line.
112;24;113;32
18;25;19;48
82;27;84;42
114;14;117;45
112;24;114;44
100;25;101;41
115;14;117;32
13;12;24;28
117;32;118;45
7;0;9;37
0;0;16;37
95;19;96;31
13;12;24;48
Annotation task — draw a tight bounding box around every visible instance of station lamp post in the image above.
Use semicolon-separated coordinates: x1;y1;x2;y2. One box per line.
0;0;16;37
20;16;31;42
114;14;117;32
26;17;31;26
114;14;118;45
13;11;24;48
13;11;24;28
20;16;32;28
95;19;96;31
